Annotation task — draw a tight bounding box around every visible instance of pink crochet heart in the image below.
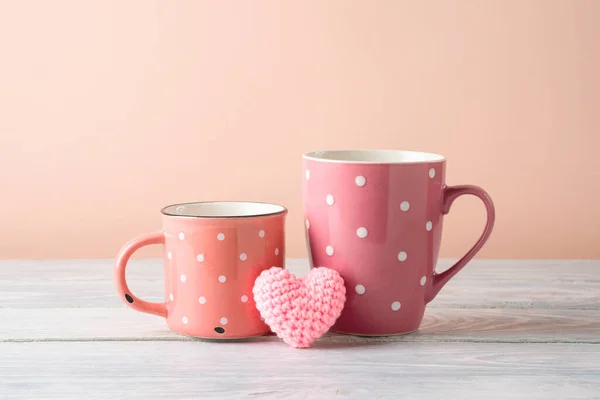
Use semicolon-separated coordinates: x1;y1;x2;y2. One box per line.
253;266;346;348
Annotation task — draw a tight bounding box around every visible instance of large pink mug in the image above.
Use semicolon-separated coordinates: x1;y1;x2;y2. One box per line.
302;149;495;336
114;201;287;339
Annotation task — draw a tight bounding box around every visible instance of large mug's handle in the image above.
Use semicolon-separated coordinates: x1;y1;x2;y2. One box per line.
114;231;167;318
425;185;495;303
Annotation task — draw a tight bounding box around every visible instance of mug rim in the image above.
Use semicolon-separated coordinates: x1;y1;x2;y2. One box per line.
160;201;288;219
303;149;446;164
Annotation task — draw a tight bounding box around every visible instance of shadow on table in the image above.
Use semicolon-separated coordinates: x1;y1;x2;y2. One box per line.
412;308;599;342
171;331;386;349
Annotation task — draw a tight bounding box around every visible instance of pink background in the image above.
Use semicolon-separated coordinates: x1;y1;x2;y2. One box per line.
1;1;598;259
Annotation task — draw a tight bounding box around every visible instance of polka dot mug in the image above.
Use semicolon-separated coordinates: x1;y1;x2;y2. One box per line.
302;150;495;336
114;201;287;339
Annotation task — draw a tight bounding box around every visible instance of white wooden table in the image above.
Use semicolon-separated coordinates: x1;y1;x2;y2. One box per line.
1;259;599;399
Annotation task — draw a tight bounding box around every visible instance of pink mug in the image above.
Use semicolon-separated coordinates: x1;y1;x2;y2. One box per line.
114;201;287;339
302;150;495;336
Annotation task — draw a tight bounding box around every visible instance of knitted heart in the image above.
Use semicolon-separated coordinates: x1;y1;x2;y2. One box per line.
253;266;346;348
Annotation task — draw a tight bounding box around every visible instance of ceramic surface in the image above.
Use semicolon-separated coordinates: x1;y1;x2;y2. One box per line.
114;201;287;339
302;150;495;336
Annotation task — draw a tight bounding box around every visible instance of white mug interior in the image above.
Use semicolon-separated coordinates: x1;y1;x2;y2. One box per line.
161;201;287;218
303;149;445;164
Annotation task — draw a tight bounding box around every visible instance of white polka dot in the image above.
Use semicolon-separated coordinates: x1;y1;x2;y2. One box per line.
306;170;310;180
391;301;401;311
275;248;279;256
326;245;334;256
305;219;310;229
426;221;433;231
169;293;174;301
398;251;407;262
240;253;247;261
167;252;172;260
259;230;265;238
355;284;366;295
420;276;427;286
241;295;248;303
217;233;225;241
400;201;410;212
180;274;186;282
218;275;227;283
220;317;228;325
326;194;335;205
182;316;188;324
199;296;206;304
196;253;205;262
178;232;185;240
355;175;366;187
356;227;368;238
429;168;436;179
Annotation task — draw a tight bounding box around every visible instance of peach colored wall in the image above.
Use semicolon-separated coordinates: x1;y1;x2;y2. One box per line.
1;1;599;260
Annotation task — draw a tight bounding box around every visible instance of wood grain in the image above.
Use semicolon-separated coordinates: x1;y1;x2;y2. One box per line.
1;259;599;310
1;342;598;399
0;259;599;399
1;307;599;344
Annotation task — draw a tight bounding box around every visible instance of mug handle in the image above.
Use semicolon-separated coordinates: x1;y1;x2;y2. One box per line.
425;185;496;303
114;231;167;318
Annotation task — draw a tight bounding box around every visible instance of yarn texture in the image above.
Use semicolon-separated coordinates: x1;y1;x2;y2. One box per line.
253;266;346;348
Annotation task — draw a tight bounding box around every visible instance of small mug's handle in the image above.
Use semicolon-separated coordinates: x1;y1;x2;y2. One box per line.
114;231;167;318
425;185;495;303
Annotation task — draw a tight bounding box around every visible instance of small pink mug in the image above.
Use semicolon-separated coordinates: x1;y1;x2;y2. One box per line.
114;201;287;339
302;149;495;336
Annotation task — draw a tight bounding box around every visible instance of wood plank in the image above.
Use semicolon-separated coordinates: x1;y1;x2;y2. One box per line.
1;259;599;310
3;258;600;281
0;341;598;399
2;307;599;343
